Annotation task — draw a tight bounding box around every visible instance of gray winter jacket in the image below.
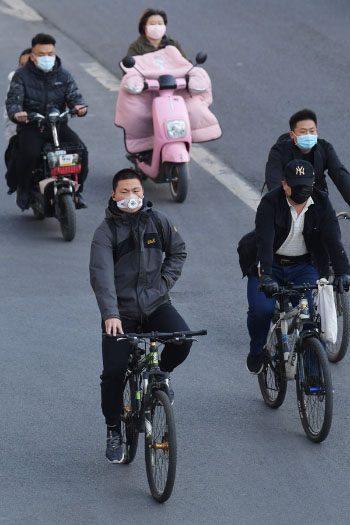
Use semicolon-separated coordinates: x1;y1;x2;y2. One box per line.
89;201;186;321
6;56;85;127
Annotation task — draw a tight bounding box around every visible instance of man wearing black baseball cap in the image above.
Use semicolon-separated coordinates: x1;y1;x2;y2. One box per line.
238;159;350;374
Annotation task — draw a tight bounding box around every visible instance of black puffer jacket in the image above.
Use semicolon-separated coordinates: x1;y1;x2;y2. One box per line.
6;56;85;127
265;133;350;206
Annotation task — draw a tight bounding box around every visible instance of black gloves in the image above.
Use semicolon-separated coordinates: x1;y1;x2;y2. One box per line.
336;274;350;293
258;274;279;298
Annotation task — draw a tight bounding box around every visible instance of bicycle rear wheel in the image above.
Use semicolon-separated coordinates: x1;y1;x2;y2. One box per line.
326;291;350;363
296;337;333;443
145;389;176;503
120;377;139;464
258;329;287;408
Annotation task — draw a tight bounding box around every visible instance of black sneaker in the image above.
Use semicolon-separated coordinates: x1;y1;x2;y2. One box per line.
16;189;30;210
246;353;264;375
106;429;124;464
75;192;88;209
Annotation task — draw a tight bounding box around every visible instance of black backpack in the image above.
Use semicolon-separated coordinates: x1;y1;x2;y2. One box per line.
106;209;165;262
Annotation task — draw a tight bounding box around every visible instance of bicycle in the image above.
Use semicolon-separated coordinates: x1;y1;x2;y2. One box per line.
258;282;333;443
322;211;350;363
104;329;207;503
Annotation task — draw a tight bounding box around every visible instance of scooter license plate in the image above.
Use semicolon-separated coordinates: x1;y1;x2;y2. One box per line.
59;154;74;166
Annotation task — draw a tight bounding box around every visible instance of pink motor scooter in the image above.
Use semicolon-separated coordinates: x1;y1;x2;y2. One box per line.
119;52;208;203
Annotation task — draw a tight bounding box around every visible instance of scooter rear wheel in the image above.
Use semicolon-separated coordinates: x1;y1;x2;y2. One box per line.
58;194;76;242
168;163;189;203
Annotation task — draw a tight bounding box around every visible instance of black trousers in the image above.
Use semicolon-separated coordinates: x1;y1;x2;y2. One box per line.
10;123;88;191
101;302;191;426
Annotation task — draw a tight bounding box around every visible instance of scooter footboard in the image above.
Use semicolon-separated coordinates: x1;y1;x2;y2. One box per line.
161;142;190;164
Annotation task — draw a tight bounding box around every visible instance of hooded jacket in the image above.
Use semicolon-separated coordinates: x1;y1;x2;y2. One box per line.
6;56;85;127
237;187;350;278
89;201;186;321
265;133;350;206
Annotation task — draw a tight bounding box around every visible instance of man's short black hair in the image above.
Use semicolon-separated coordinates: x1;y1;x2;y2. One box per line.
112;169;143;191
289;109;317;131
138;8;168;35
19;48;32;62
31;33;56;48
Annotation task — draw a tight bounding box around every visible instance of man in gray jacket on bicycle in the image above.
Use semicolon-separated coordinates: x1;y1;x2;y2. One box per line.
90;168;191;463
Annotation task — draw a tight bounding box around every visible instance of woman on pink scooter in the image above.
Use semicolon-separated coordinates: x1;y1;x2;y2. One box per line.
127;8;189;60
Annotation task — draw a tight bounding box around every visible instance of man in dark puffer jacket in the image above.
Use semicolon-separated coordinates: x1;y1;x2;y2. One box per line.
6;33;88;210
265;108;350;206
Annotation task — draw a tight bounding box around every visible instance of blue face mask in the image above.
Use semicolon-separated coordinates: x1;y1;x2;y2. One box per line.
36;55;55;72
294;133;318;151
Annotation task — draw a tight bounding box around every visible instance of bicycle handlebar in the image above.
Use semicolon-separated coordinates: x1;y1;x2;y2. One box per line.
274;281;341;297
103;329;207;341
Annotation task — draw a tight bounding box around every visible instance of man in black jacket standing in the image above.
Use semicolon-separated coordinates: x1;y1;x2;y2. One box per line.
6;33;88;210
90;169;191;464
238;159;350;374
265;109;350;206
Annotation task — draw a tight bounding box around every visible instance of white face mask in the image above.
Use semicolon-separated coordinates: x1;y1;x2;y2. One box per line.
117;194;143;210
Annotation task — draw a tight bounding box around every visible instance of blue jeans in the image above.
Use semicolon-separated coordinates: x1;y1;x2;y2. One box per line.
247;263;319;356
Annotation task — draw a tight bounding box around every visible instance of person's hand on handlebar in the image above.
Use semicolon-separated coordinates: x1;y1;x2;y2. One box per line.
14;111;29;123
73;104;87;117
258;274;279;298
336;274;350;293
105;317;124;336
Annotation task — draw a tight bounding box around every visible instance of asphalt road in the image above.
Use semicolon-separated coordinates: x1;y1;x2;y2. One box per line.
1;1;350;524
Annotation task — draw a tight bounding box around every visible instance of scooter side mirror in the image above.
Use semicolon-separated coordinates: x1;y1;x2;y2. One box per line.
195;52;207;65
122;56;136;68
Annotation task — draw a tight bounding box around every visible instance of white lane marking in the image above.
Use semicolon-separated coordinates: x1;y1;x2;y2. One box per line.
191;145;260;211
81;61;260;211
0;0;42;21
81;62;120;92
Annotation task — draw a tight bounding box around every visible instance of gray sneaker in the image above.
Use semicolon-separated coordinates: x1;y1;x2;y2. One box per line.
106;429;124;464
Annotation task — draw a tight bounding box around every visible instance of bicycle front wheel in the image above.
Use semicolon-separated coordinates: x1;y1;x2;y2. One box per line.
145;389;177;503
120;377;139;464
296;337;333;443
258;329;287;409
326;291;350;363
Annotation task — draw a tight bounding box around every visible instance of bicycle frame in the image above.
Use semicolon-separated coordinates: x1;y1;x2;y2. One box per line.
125;339;170;437
266;285;321;381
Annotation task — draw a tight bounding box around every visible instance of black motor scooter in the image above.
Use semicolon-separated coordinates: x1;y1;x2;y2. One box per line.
27;107;87;241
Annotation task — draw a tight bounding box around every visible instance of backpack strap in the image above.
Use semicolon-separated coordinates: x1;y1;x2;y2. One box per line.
148;208;166;252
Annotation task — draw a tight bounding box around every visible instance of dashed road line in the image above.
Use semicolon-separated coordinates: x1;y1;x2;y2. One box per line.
190;146;260;211
0;0;43;21
81;62;121;92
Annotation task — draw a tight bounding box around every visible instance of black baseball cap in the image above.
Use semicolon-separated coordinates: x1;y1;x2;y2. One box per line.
284;159;315;187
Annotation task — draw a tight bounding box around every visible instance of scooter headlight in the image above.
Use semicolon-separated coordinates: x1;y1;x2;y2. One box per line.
166;120;186;139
